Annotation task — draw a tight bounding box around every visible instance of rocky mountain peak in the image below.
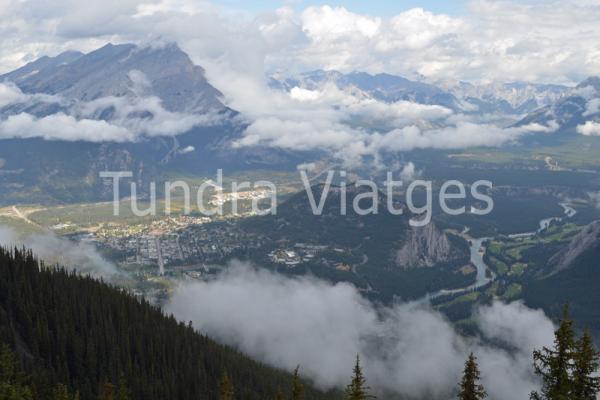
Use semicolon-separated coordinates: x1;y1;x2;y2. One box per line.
394;223;457;268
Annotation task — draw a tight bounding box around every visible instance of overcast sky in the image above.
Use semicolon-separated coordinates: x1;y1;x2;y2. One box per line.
1;0;599;85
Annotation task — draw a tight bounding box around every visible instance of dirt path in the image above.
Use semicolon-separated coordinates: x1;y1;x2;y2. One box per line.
10;206;39;226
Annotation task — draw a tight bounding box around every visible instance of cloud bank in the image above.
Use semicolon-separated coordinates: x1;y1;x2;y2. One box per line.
0;225;118;277
3;0;599;84
166;262;554;400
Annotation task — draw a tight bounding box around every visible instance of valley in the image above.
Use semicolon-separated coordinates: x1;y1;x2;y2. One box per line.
2;15;600;399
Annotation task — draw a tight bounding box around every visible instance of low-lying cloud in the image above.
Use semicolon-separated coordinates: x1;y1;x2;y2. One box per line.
166;262;553;400
233;83;557;167
578;121;600;136
0;112;135;142
231;80;556;167
0;71;221;142
0;225;118;277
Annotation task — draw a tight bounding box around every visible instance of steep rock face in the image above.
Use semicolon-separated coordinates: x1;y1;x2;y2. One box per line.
546;220;600;277
394;223;455;268
0;43;227;116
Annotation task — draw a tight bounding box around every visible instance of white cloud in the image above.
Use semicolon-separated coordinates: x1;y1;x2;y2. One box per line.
178;145;195;154
1;0;599;85
75;93;218;138
302;6;381;41
0;82;63;108
0;70;220;142
230;80;553;166
577;120;600;136
584;98;600;116
0;82;28;107
166;263;554;400
400;161;418;182
0;225;119;277
0;112;135;142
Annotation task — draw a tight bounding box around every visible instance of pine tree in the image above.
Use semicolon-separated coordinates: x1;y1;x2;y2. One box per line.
275;386;286;400
0;344;33;400
52;384;72;400
345;355;375;400
116;375;130;400
291;366;304;400
531;304;576;400
572;330;600;400
457;353;486;400
219;370;235;400
98;382;115;400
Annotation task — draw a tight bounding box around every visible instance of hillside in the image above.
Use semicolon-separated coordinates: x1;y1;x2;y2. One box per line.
0;247;335;400
524;220;600;333
237;183;472;301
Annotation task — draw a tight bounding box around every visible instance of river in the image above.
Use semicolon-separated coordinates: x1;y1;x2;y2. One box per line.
426;202;577;301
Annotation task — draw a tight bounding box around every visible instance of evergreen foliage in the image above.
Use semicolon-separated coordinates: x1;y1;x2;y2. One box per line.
457;353;486;400
291;366;304;400
531;305;600;400
219;370;235;400
344;355;375;400
572;330;600;400
0;247;331;400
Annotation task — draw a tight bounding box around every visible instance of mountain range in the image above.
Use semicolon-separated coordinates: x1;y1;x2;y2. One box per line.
270;70;574;116
516;77;600;132
1;42;600;204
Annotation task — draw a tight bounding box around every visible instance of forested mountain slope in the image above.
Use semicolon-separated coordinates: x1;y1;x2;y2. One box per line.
0;247;334;400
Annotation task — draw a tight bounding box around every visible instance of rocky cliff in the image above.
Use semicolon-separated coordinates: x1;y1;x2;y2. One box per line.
394;223;458;268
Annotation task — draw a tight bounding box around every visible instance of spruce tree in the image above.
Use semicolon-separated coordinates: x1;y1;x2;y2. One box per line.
531;305;576;400
219;370;235;400
275;386;286;400
572;330;600;400
116;375;130;400
52;384;72;400
291;366;304;400
457;353;486;400
0;344;33;400
98;382;115;400
345;355;375;400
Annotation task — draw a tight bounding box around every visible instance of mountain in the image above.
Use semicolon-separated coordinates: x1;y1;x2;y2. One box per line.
0;43;301;204
516;76;600;131
394;222;464;268
524;220;600;332
1;43;227;116
270;70;462;111
271;70;572;117
438;80;569;115
0;247;335;400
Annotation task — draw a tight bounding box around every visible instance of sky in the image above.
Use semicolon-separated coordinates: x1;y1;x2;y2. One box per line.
1;0;599;84
214;0;467;16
